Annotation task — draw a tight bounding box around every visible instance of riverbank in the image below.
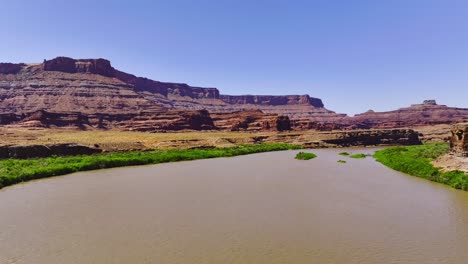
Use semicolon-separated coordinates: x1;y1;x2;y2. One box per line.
0;126;424;153
374;143;468;190
0;143;300;189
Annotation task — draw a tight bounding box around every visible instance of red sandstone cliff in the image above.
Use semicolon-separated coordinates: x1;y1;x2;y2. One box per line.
0;57;467;131
0;57;342;121
343;100;468;129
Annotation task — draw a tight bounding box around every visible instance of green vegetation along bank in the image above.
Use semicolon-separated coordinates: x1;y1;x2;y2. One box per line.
295;152;318;160
0;143;301;189
374;143;467;191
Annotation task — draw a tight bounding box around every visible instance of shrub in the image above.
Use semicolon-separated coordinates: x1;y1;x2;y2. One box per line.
374;143;467;191
295;152;317;160
350;153;366;159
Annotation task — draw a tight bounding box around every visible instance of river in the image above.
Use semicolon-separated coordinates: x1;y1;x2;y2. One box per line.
1;148;467;264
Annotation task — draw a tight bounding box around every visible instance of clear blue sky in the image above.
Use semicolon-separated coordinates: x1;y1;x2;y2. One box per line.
1;0;467;115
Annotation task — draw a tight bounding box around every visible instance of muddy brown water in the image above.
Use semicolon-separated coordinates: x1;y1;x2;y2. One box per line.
1;148;468;264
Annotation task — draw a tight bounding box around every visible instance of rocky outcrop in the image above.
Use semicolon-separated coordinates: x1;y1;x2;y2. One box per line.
0;57;343;122
1;57;467;129
0;63;24;74
450;123;468;157
219;94;324;108
0;113;23;125
422;100;437;106
42;57;220;99
44;57;115;77
343;100;468;129
116;109;216;132
0;144;102;159
321;129;421;147
211;110;291;132
4;109;217;132
0;63;158;114
214;94;341;121
20;110;91;129
292;120;346;131
275;116;292;131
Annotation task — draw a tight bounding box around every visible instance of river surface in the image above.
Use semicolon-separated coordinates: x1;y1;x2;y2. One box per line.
1;148;468;264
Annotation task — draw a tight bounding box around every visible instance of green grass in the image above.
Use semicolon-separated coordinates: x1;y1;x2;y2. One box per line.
295;152;318;160
0;143;301;189
349;153;367;159
374;143;468;191
337;160;346;163
339;152;350;156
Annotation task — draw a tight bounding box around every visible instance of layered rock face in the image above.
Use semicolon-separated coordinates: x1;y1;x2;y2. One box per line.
321;129;421;147
43;57;115;77
214;95;343;121
0;63;156;114
115;109;216;132
0;57;467;131
211;110;291;132
344;100;468;129
4;109;217;132
0;63;24;74
0;57;342;122
219;94;323;107
450;123;468;157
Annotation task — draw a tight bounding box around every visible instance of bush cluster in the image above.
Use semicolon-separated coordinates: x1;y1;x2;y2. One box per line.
374;143;467;191
295;152;318;160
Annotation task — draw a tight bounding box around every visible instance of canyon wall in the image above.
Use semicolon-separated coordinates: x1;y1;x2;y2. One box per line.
0;57;467;131
219;94;324;108
345;100;468;129
0;57;344;125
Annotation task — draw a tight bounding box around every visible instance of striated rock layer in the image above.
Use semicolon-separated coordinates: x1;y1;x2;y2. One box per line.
2;109;217;132
0;57;341;122
0;57;467;131
211;110;291;132
343;100;468;129
320;129;421;147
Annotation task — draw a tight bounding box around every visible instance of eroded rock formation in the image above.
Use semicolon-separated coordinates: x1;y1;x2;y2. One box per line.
116;109;216;132
219;94;323;107
211;110;291;132
0;57;343;122
321;129;421;147
450;123;468;157
2;109;217;132
0;57;467;131
43;57;114;77
343;100;468;129
0;63;24;74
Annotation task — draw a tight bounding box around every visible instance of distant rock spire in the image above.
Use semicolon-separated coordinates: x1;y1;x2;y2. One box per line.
423;100;437;105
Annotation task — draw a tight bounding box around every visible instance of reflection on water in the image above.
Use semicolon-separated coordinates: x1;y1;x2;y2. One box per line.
1;148;467;264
